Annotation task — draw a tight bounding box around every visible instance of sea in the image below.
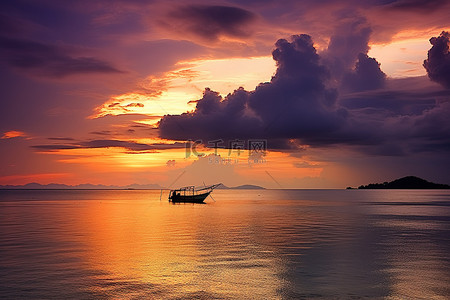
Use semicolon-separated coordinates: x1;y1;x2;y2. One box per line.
1;189;449;299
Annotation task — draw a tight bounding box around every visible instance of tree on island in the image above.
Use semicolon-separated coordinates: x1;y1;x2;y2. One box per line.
357;176;450;189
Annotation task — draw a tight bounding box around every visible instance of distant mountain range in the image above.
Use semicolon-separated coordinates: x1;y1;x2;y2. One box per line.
216;184;265;190
355;176;450;189
0;183;265;190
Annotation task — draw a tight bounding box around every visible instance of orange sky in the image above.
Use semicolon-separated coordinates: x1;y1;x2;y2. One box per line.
1;1;450;188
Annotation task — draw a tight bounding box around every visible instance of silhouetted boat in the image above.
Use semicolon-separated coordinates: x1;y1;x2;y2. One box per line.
169;184;220;203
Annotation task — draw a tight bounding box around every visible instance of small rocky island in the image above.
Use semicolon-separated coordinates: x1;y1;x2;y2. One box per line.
355;176;450;189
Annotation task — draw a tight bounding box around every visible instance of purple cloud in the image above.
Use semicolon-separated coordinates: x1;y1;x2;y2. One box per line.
47;137;76;141
165;5;256;40
0;37;123;77
423;31;450;89
342;53;386;92
385;0;448;12
159;87;261;142
325;15;372;78
248;34;344;140
322;15;386;92
159;34;346;145
159;32;450;156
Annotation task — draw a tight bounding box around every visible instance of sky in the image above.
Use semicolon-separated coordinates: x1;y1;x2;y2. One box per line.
0;0;449;188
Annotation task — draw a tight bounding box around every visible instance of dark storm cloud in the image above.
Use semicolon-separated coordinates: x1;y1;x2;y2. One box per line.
159;32;450;155
32;139;187;152
338;88;450;155
0;37;123;77
423;31;450;89
324;15;372;78
248;34;345;140
159;87;261;141
352;99;450;155
322;15;386;91
159;34;347;144
341;54;386;92
409;100;450;151
166;5;256;40
339;89;444;116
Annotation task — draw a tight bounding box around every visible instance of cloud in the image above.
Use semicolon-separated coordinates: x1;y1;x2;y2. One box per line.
338;85;450;155
423;31;450;88
81;140;156;151
166;153;244;187
384;0;448;12
324;14;372;77
159;31;450;156
1;130;26;139
340;89;438;116
159;87;262;141
317;14;387;92
248;34;345;140
89;131;112;136
164;5;256;41
341;53;386;92
159;34;346;145
0;37;123;77
0;13;42;36
48;137;76;141
31;139;187;152
32;144;81;151
293;161;321;168
408;100;450;151
166;159;176;167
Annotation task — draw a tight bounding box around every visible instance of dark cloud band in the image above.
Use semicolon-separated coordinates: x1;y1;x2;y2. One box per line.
158;32;450;156
0;37;123;77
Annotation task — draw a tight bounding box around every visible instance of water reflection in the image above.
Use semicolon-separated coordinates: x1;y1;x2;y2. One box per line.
0;189;449;298
73;193;284;299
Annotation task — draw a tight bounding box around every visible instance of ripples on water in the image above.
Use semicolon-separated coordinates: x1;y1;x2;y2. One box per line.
1;189;449;299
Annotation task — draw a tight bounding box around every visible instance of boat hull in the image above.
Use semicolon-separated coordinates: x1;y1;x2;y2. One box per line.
169;192;210;203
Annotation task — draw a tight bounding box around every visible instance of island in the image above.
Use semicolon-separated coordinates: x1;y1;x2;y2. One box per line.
356;176;450;189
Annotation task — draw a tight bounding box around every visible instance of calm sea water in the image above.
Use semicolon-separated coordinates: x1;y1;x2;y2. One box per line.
1;189;449;299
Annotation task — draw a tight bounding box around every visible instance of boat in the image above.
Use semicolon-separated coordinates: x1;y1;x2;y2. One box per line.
168;184;221;203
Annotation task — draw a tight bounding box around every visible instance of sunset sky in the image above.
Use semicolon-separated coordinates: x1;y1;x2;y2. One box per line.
1;0;449;188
